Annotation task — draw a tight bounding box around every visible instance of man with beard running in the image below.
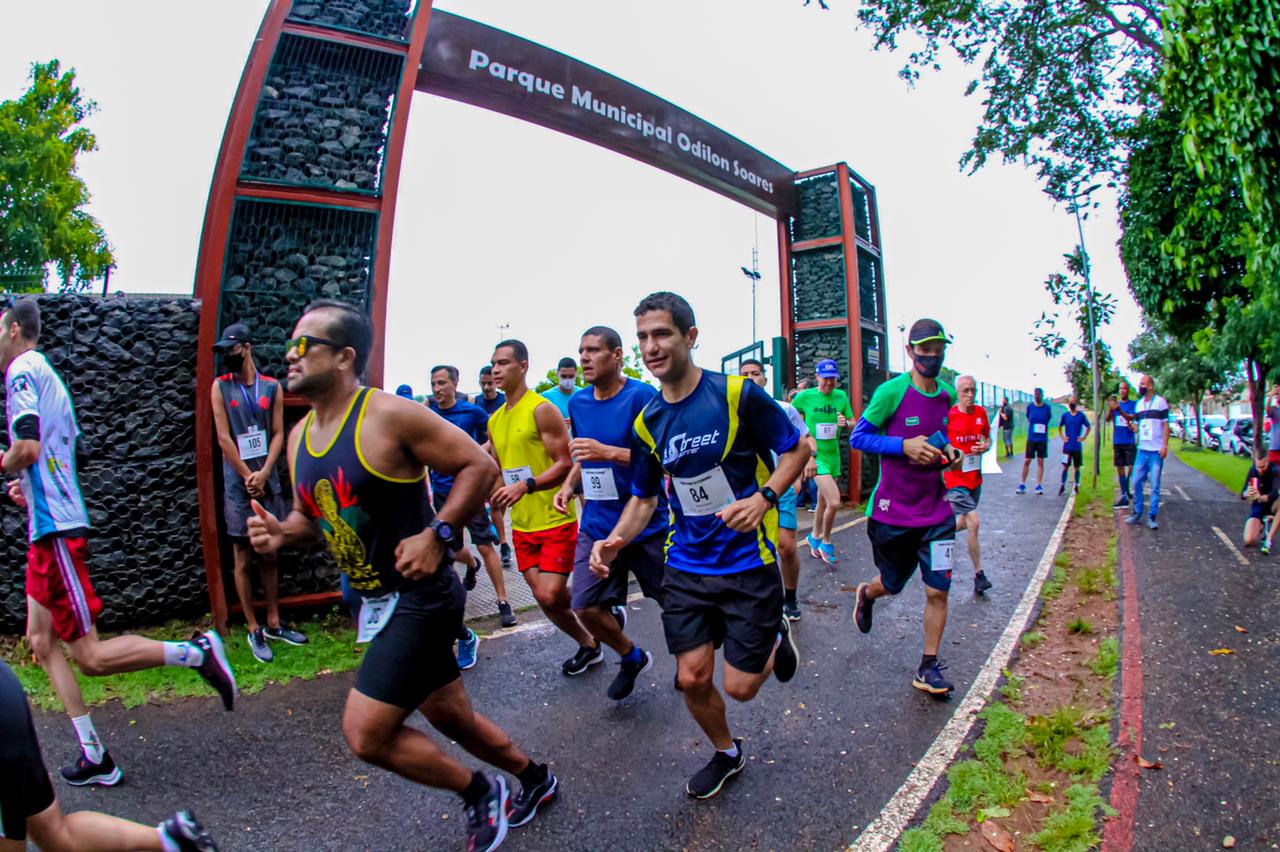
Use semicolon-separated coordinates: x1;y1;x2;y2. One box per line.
429;365;518;637
592;292;806;799
849;318;961;695
248;301;555;850
739;358;809;620
2;298;235;790
554;326;666;700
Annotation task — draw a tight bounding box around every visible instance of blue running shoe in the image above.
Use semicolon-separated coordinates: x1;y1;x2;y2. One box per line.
1016;483;1026;495
457;628;480;670
820;542;837;566
913;660;954;695
805;533;822;559
1034;484;1044;495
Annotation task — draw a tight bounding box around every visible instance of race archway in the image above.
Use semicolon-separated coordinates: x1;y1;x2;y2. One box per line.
192;1;888;628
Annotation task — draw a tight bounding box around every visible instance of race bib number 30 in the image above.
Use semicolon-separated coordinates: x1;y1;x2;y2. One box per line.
929;539;954;573
672;466;736;517
502;465;534;487
581;467;619;501
356;592;399;644
815;422;839;440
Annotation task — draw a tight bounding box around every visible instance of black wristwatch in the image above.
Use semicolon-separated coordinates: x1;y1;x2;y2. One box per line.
759;486;779;506
524;477;537;493
429;516;456;546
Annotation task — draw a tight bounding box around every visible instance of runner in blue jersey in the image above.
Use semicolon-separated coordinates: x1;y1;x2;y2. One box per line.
1057;397;1091;495
591;292;808;800
553;326;667;701
1018;388;1052;495
476;365;513;569
430;366;517;658
849;318;962;695
1108;382;1138;507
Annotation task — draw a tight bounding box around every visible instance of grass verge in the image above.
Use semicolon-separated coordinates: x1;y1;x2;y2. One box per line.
1172;442;1249;494
0;610;362;711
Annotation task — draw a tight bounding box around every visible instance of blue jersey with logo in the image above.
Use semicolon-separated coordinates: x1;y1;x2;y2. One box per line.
1060;410;1090;452
428;399;488;496
631;371;800;576
569;379;669;541
1112;400;1136;446
1026;402;1052;443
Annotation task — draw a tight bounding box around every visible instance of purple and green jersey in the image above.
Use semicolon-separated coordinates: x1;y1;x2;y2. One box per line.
849;373;956;528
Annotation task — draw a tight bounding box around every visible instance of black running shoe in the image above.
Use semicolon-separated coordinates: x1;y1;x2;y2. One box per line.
773;618;798;683
464;774;509;852
561;644;604;676
192;631;237;711
853;582;874;634
974;571;992;595
500;542;514;569
686;739;745;799
611;604;628;632
498;600;517;628
607;649;653;700
464;563;479;591
263;625;308;646
783;598;802;621
61;750;122;786
160;810;219;852
913;660;955;695
1058;484;1066;496
507;765;558;827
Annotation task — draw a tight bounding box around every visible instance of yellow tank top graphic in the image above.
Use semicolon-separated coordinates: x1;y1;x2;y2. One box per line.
488;391;576;533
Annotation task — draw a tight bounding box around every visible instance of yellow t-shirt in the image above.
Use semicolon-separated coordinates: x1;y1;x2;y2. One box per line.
488;390;576;533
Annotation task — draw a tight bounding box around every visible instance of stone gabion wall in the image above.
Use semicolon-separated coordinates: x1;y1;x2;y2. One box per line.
287;0;415;42
792;174;840;242
793;247;847;322
219;199;377;380
0;295;205;632
848;179;872;243
241;34;402;194
856;248;883;326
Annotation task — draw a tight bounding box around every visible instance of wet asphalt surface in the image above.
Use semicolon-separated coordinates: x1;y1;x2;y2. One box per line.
1124;455;1280;850
34;460;1068;851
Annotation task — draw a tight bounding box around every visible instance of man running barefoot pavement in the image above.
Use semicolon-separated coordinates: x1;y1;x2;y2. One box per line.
592;292;807;799
1116;374;1170;530
0;659;218;852
488;340;601;676
1057;397;1090;496
740;359;810;620
210;321;308;664
554;326;666;700
248;301;555;851
792;360;854;566
429;365;518;635
944;375;992;595
849;318;961;695
1;298;235;790
1018;388;1052;495
1108;382;1138;507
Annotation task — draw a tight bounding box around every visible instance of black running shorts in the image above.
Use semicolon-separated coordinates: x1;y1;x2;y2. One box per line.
0;661;54;842
571;530;665;610
660;565;782;674
1113;444;1136;467
432;492;499;547
866;519;956;595
1025;441;1048;459
354;578;467;710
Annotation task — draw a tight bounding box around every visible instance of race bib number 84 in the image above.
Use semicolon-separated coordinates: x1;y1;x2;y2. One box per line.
672;466;736;517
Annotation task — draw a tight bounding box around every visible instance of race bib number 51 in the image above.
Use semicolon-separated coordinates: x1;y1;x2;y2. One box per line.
672;466;736;517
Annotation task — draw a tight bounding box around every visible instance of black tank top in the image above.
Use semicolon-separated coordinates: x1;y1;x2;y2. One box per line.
217;372;282;479
292;387;454;599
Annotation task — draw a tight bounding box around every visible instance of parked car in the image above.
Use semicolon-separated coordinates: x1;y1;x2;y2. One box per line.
1222;418;1254;456
1199;414;1228;450
1170;415;1185;439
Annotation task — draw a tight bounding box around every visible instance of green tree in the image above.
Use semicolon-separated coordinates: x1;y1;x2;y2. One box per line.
852;0;1164;184
0;60;113;292
533;346;655;393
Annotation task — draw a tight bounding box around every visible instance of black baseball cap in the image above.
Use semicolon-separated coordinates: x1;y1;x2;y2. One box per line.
907;318;953;346
213;322;252;351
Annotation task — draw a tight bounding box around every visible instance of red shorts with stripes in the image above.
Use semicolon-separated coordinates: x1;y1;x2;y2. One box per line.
26;536;101;642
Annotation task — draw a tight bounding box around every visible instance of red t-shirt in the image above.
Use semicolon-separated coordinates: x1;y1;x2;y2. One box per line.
944;404;991;490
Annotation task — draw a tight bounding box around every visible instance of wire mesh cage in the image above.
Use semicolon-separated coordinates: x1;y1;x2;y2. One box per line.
793;247;848;322
286;0;417;42
791;172;841;242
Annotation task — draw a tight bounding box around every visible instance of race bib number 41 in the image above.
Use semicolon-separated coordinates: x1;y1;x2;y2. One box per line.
672;466;736;517
929;539;955;573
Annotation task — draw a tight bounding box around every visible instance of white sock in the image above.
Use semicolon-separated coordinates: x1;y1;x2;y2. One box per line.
71;713;104;763
718;743;740;759
162;641;204;668
156;825;181;852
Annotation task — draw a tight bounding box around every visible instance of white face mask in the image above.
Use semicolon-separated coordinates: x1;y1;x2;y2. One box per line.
559;377;575;392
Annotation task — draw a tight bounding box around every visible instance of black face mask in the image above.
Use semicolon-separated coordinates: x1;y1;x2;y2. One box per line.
223;353;245;373
912;353;943;379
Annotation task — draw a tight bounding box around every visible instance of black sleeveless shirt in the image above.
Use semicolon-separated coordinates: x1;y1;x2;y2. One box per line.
292;387;455;599
217;372;282;481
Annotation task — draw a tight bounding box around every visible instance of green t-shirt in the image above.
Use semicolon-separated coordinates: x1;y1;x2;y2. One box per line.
793;387;855;474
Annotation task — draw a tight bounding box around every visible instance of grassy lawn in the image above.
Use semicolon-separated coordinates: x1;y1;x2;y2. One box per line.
1;610;363;711
1173;442;1250;494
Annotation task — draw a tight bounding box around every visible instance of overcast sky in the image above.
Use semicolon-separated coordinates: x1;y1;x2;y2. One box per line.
2;0;1144;398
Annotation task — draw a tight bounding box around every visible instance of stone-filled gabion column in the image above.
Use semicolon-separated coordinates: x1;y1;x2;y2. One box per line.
287;0;416;42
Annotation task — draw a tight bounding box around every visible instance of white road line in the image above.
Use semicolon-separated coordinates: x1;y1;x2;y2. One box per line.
1175;485;1192;502
848;493;1076;851
1211;525;1249;566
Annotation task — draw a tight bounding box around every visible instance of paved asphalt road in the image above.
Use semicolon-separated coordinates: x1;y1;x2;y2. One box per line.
36;460;1068;851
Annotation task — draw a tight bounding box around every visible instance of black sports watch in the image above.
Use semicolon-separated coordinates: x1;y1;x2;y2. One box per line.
429;516;456;546
759;486;779;506
524;476;537;493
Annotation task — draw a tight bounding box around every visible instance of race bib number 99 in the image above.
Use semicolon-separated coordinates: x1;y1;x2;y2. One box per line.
672;466;736;517
581;467;619;501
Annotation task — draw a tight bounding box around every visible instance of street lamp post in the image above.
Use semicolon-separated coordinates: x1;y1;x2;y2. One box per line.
741;248;761;345
1044;184;1103;485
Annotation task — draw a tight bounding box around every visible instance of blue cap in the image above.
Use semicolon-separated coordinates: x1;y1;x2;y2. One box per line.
816;359;840;378
394;384;414;399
